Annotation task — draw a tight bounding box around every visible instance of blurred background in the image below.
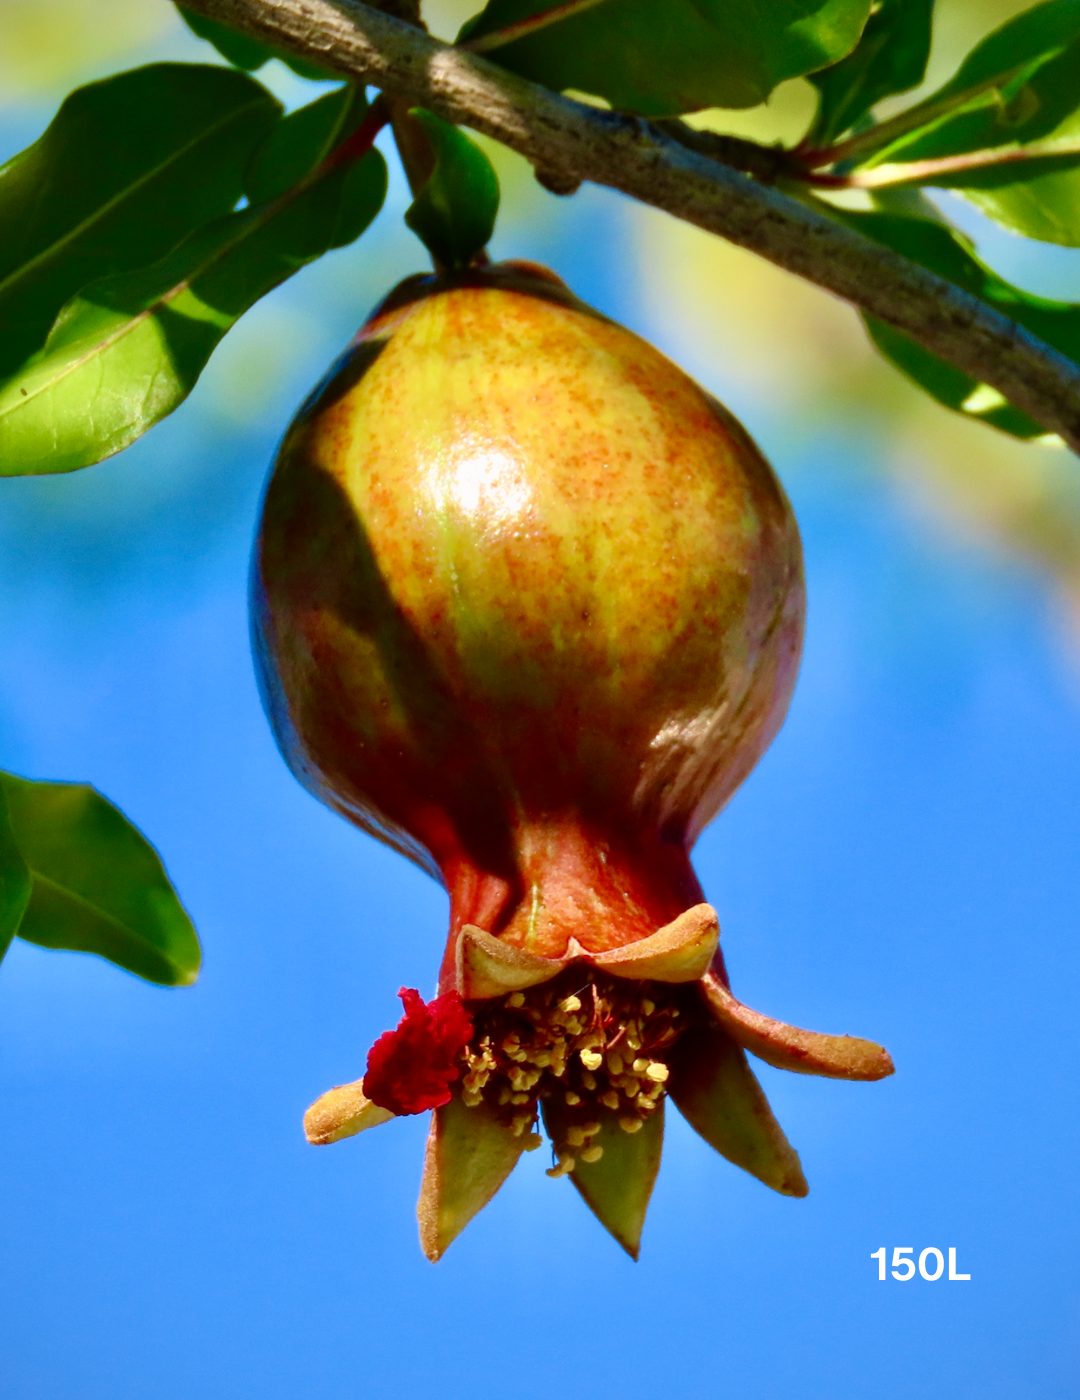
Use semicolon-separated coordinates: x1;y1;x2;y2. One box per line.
1;1;1078;1395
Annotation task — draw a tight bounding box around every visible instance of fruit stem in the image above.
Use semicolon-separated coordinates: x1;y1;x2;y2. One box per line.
386;99;491;271
388;99;437;200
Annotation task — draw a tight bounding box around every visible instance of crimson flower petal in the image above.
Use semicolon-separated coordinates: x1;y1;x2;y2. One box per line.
363;988;474;1115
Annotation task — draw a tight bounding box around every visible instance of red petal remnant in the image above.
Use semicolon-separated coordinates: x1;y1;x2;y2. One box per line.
363;989;474;1116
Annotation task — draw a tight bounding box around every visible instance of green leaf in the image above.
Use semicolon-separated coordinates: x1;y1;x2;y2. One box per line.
0;88;387;476
855;17;1080;245
915;0;1080;114
808;0;934;147
0;786;32;964
0;772;199;986
403;110;499;270
904;53;1080;244
953;155;1080;246
177;5;270;70
0;63;280;382
828;202;1080;437
864;314;1048;436
459;0;872;117
177;4;338;81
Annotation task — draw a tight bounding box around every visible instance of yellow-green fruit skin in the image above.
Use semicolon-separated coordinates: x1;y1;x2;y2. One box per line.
252;263;803;968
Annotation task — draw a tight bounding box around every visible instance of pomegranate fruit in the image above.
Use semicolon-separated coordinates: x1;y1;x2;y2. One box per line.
252;260;892;1260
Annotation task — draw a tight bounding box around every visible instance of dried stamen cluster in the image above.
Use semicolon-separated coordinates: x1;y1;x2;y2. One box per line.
458;970;691;1174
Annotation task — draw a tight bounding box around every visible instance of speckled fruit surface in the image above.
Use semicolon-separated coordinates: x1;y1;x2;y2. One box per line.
252;261;804;973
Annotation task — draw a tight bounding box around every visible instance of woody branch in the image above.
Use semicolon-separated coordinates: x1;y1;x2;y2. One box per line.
178;0;1080;453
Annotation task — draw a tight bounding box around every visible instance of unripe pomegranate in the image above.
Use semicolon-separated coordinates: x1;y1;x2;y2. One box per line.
253;261;892;1260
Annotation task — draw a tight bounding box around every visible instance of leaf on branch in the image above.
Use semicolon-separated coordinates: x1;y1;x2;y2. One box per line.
177;4;338;81
458;0;873;117
911;0;1080;116
0;87;388;477
828;202;1080;437
0;786;32;965
0;63;280;383
403;110;500;270
0;772;200;987
808;0;933;147
846;0;1080;243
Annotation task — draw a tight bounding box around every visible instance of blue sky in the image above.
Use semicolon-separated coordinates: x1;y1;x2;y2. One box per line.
2;59;1079;1400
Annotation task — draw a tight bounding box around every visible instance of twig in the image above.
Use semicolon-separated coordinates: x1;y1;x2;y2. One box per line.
653;120;794;185
175;0;1080;453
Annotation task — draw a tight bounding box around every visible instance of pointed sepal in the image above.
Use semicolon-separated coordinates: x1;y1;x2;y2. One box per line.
542;1096;664;1260
668;1022;807;1196
456;923;565;998
593;903;719;983
304;1079;395;1145
701;969;894;1081
417;1089;526;1261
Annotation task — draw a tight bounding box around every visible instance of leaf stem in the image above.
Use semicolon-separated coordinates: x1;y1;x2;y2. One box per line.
323;92;391;172
839;136;1080;189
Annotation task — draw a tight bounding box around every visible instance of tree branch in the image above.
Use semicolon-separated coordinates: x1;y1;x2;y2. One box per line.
179;0;1080;454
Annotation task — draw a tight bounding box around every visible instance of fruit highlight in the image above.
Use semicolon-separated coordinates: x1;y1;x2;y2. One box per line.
252;260;893;1260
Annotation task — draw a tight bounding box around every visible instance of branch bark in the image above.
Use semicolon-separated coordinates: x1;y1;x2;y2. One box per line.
180;0;1080;453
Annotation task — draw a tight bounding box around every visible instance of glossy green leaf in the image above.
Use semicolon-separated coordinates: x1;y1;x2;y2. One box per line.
808;0;934;146
829;202;1080;437
0;772;199;986
177;5;337;81
841;2;1080;163
176;5;269;70
857;21;1080;245
248;85;366;203
952;157;1080;246
864;315;1047;436
0;88;387;476
0;785;32;964
459;0;872;117
403;109;499;270
0;63;280;382
915;0;1080;114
